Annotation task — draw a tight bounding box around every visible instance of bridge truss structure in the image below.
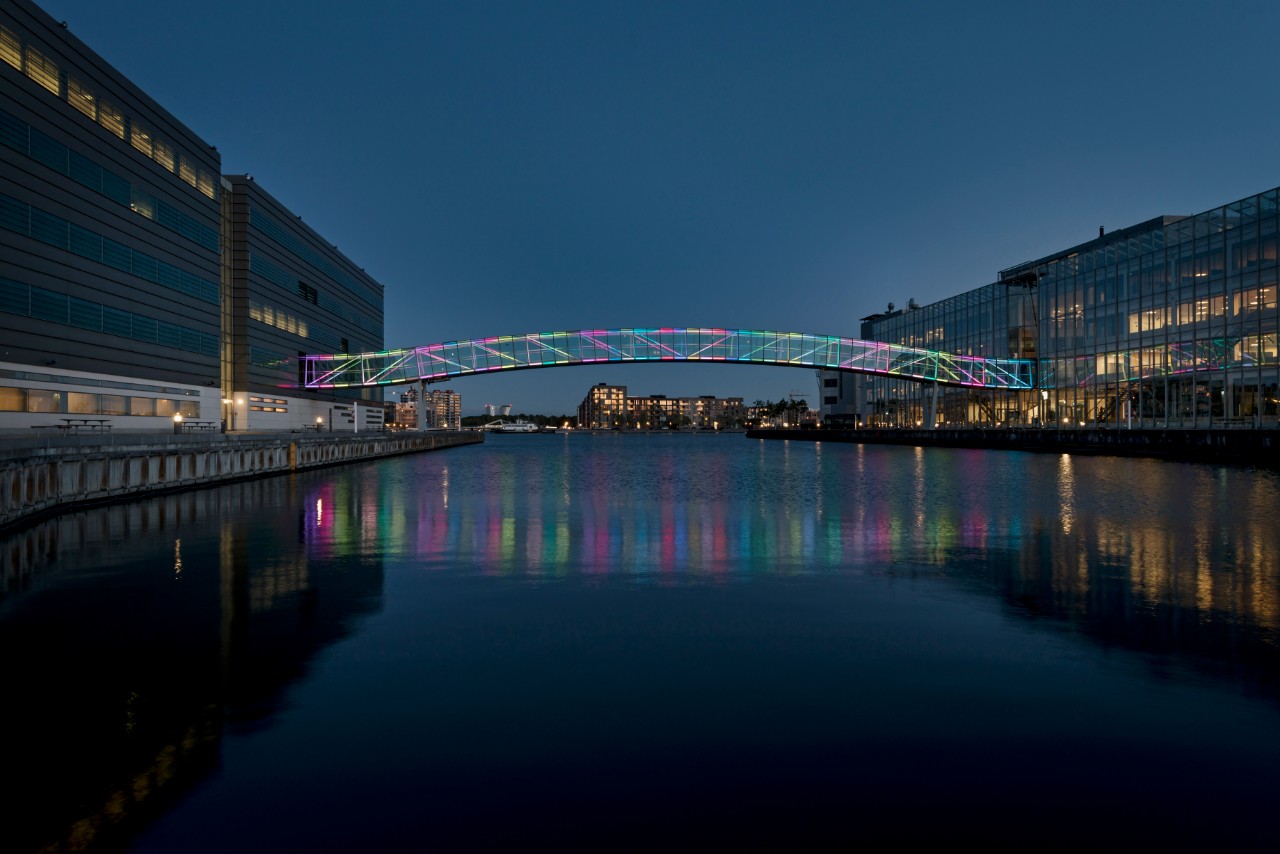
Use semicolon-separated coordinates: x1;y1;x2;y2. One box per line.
302;327;1036;391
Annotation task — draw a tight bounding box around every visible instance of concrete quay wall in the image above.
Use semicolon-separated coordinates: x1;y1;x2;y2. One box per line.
0;431;482;531
747;427;1280;466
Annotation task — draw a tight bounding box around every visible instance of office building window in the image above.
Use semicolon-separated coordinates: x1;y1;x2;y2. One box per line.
26;389;61;413
97;99;125;139
130;120;153;157
0;25;20;70
67;77;96;119
24;45;58;94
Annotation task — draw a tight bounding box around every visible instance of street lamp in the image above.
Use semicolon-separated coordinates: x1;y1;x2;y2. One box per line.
173;412;183;434
316;416;323;432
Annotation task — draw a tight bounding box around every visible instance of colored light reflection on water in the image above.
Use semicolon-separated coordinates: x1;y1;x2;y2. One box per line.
1;433;1278;851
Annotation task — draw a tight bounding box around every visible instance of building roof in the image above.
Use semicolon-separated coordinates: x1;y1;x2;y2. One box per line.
997;215;1186;282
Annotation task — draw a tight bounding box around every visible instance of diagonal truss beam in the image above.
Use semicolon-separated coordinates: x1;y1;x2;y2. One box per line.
303;328;1038;391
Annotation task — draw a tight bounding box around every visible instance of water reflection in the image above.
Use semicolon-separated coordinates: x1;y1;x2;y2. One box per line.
0;477;386;854
382;435;1280;700
1;434;1278;850
368;437;1280;633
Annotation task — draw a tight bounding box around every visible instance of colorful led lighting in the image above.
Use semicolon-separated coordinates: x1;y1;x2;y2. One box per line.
300;328;1038;391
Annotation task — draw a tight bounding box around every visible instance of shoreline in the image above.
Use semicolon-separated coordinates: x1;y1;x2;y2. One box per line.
0;431;482;533
746;426;1280;467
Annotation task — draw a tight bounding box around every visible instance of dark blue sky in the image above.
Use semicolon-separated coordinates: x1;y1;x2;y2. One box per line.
40;0;1280;414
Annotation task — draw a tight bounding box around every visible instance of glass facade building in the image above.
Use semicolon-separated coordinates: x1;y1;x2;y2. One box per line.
843;188;1280;430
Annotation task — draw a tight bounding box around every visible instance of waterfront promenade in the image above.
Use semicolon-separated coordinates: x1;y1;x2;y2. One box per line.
0;430;482;531
749;426;1280;466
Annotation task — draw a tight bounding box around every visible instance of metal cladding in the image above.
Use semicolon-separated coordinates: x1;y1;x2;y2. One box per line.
302;328;1036;390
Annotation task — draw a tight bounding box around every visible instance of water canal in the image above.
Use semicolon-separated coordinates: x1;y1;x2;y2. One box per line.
2;432;1278;850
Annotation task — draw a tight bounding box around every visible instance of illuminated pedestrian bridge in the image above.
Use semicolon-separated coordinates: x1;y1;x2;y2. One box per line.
303;327;1036;390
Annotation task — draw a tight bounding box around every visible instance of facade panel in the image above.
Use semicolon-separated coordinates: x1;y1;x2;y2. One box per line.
1;2;389;434
1;0;222;427
222;175;385;432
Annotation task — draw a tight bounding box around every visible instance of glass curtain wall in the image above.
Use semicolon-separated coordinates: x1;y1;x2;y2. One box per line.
862;285;1038;427
863;187;1279;429
1032;189;1278;429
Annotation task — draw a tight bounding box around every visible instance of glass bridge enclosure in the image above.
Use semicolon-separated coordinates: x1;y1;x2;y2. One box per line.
302;328;1036;392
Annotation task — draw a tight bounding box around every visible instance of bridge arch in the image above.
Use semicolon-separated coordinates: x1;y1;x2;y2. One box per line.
303;327;1035;390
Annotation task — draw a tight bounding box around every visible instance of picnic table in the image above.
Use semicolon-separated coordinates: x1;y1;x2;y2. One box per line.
180;420;219;432
59;417;112;433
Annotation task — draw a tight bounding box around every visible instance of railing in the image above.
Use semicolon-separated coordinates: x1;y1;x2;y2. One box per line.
303;328;1037;391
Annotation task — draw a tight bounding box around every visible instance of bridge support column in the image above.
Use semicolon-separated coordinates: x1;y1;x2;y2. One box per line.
923;382;939;430
417;380;427;431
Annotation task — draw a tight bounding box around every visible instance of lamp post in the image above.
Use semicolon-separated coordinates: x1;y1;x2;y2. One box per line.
316;416;323;433
173;412;183;435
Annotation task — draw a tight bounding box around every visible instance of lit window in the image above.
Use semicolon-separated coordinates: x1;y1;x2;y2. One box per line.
154;140;174;172
68;391;97;414
25;389;61;413
24;45;59;95
0;25;21;70
0;386;24;411
131;121;153;157
1234;287;1277;315
98;99;125;139
1235;335;1278;364
178;153;197;187
129;188;154;220
197;170;215;199
67;77;96;119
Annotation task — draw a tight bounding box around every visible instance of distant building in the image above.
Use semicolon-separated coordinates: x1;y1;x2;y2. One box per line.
577;383;743;428
422;388;461;430
815;370;863;425
390;387;460;430
578;383;628;428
